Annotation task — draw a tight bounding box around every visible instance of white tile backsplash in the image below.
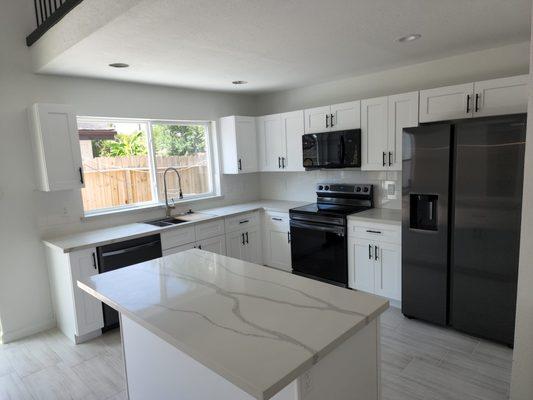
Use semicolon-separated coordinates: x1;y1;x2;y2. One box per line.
259;170;401;209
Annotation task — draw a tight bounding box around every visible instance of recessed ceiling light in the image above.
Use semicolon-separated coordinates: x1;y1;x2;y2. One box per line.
396;34;421;43
109;63;130;68
232;80;248;85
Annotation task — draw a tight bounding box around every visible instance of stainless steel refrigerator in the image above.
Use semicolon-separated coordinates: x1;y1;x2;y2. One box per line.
402;114;526;345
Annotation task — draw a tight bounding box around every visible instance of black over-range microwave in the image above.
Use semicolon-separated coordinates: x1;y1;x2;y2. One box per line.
302;129;361;169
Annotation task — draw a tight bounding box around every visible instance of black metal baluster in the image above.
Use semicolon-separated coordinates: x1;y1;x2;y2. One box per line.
39;0;45;25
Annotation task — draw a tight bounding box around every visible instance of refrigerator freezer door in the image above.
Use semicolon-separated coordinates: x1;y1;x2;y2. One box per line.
402;124;451;325
451;115;526;345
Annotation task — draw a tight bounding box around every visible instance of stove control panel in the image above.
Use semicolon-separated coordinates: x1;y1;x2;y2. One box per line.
316;183;372;195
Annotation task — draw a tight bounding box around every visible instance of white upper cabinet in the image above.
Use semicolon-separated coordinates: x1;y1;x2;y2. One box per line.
361;97;389;171
281;110;305;172
29;103;84;191
304;106;330;134
304;101;360;134
387;92;419;170
419;83;474;122
474;75;529;117
330;101;361;131
419;75;528;122
257;114;284;171
257;110;305;172
362;93;418;171
219;116;258;174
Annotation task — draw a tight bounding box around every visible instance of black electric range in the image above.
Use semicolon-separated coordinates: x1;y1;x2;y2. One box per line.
289;183;374;287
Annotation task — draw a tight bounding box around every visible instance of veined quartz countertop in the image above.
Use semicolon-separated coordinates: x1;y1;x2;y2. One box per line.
43;200;308;253
348;208;402;226
78;249;388;400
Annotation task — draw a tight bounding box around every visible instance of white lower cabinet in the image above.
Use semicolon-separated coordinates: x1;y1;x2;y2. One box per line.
348;221;401;302
226;226;262;263
45;246;103;343
262;211;292;272
197;235;226;256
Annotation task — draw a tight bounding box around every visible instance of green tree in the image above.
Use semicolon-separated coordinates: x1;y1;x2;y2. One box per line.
152;124;206;156
96;131;148;157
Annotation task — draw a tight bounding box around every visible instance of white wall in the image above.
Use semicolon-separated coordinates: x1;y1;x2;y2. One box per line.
510;6;533;399
0;1;259;342
256;42;530;207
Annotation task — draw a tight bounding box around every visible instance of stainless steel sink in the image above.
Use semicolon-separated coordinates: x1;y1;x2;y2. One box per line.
143;217;188;227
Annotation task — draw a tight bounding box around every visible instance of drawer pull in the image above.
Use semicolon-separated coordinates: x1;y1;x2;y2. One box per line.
366;230;382;234
272;217;283;221
239;219;250;224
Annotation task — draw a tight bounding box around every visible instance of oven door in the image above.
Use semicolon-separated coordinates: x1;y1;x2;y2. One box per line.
290;220;348;286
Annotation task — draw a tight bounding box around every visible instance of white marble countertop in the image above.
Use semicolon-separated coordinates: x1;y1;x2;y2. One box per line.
78;249;388;400
43;200;308;253
348;208;402;226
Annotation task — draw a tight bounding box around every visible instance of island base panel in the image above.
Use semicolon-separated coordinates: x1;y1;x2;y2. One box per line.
120;315;380;400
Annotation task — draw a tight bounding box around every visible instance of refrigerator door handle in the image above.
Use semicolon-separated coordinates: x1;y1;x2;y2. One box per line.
429;202;433;220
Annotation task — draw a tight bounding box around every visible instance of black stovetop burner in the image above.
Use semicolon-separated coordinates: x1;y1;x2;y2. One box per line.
289;183;374;220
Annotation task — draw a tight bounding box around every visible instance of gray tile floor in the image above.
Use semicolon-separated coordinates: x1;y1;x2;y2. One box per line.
0;307;512;400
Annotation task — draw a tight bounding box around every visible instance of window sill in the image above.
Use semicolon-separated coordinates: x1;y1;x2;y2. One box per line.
81;194;224;221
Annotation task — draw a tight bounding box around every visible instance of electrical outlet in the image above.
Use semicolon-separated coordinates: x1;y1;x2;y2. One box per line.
387;183;396;196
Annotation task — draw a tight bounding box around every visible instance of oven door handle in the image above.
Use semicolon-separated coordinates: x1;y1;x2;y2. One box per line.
290;220;345;236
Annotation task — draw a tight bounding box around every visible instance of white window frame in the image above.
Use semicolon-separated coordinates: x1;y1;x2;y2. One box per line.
78;116;220;217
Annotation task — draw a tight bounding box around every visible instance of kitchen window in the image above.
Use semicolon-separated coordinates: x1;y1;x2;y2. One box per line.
77;117;218;215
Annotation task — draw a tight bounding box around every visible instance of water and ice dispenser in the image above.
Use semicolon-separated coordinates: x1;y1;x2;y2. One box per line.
410;194;438;231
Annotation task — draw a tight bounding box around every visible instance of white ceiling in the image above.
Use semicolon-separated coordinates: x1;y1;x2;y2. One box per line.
36;0;531;93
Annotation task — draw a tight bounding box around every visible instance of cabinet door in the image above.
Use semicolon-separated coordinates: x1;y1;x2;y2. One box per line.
348;238;375;293
162;242;195;256
235;116;258;173
374;242;402;301
226;230;246;260
281;110;305;172
304;106;330;134
263;213;291;271
474;75;529;117
419;83;474;122
330;101;361;131
69;249;103;336
30;103;84;191
243;226;262;264
263;114;284;171
197;235;226;256
361;97;389;171
387;92;419;170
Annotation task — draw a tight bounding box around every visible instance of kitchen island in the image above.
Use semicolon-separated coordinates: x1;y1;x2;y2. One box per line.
78;249;388;400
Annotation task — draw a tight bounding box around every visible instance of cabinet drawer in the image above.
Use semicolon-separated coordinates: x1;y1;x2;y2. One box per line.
349;223;400;244
225;211;260;233
264;211;289;229
161;226;196;251
195;219;225;241
162;242;196;257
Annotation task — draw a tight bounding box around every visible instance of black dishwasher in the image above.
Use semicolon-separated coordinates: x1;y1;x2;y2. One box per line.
97;234;162;331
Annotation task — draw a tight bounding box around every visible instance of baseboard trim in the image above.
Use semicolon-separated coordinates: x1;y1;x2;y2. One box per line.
1;318;56;344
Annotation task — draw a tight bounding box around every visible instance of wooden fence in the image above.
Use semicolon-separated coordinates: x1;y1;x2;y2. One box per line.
81;154;209;211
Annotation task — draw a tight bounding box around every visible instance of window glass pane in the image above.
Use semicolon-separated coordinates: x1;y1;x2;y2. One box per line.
152;123;211;201
78;120;154;212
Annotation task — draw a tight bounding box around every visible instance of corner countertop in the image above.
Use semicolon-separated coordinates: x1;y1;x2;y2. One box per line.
42;200;309;253
78;249;388;400
347;208;402;226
